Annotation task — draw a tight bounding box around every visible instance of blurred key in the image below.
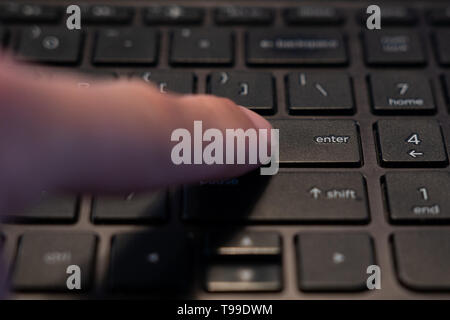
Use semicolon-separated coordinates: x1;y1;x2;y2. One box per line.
134;71;195;94
427;7;450;25
376;120;447;167
206;263;282;292
368;73;435;114
358;6;417;25
246;29;347;65
393;230;450;290
76;69;117;79
208;71;275;114
184;172;368;222
0;27;6;46
215;7;274;25
286;73;354;114
3;193;78;223
68;70;117;89
93;28;158;65
144;6;204;25
83;5;134;24
434;30;450;66
443;74;450;108
110;231;192;291
296;233;374;291
384;172;450;223
284;6;344;25
12;233;97;291
363;30;425;66
16;26;82;64
170;29;233;65
0;3;61;23
206;231;281;257
92;191;167;223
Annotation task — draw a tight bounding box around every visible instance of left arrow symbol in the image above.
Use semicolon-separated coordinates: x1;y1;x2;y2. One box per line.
408;150;423;158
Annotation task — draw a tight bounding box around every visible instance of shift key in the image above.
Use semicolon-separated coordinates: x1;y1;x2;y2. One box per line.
183;172;369;222
271;120;362;166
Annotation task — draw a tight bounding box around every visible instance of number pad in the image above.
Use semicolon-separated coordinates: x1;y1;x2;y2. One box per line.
369;73;435;114
384;172;450;222
376;120;448;167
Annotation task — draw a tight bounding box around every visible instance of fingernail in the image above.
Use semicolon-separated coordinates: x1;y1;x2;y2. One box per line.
239;106;272;131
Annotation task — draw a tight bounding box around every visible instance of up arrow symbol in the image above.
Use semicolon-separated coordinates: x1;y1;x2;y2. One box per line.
309;187;322;199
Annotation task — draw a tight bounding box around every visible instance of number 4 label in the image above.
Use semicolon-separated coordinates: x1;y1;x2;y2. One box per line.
407;133;421;145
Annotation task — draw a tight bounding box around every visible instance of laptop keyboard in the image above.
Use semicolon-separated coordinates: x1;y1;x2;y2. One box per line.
1;0;450;299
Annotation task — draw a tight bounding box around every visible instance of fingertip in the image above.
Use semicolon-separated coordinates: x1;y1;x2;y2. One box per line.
238;106;272;131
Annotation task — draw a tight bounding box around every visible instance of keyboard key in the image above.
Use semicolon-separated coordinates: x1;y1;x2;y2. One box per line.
3;193;78;223
296;233;374;291
284;6;344;25
0;234;5;288
109;231;192;291
443;74;450;108
393;230;450;290
358;6;417;25
271;120;361;166
206;263;282;292
133;71;195;94
93;28;158;65
0;3;61;23
17;67;54;81
215;7;274;25
16;26;82;64
384;172;450;222
206;231;281;257
0;27;7;45
66;70;117;89
376;120;448;167
286;73;354;114
363;30;426;65
368;73;435;114
170;28;233;65
12;233;97;291
92;191;167;223
75;69;117;80
427;7;450;25
433;30;450;66
208;72;275;114
246;29;347;65
184;172;369;222
83;5;134;24
144;6;204;25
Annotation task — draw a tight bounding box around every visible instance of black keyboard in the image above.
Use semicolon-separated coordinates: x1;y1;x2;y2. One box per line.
1;0;450;299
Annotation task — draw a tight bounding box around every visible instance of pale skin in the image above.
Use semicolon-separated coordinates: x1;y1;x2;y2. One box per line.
0;58;272;295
